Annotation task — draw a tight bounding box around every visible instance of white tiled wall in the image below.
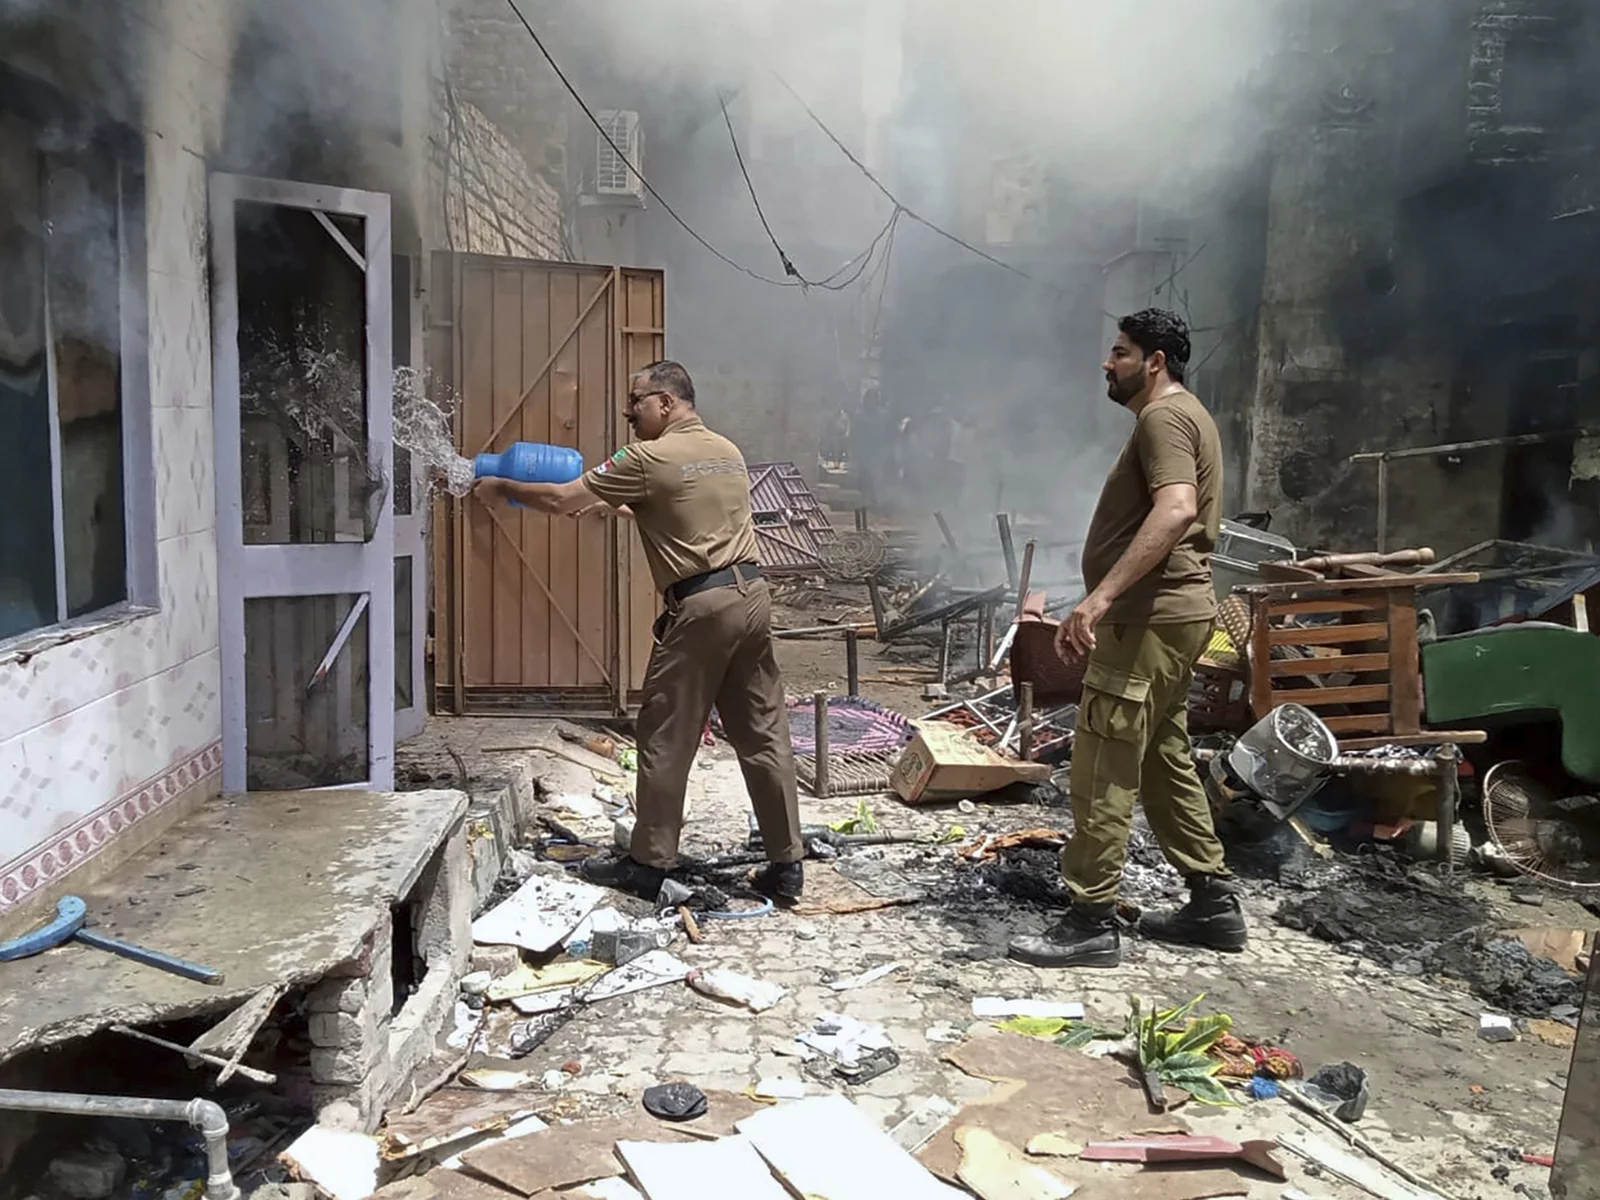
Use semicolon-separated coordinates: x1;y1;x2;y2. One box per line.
0;0;238;914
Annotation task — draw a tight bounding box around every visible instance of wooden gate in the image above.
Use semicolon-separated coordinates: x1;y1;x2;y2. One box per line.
431;255;663;714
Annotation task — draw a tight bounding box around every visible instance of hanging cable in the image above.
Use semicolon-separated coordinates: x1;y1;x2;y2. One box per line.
718;90;799;281
715;89;902;291
503;0;799;286
770;70;1059;294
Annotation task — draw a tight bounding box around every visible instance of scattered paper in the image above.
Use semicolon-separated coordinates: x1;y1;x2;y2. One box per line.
972;998;1085;1021
446;1001;480;1050
280;1127;380;1200
489;959;609;1003
797;1013;893;1068
472;875;606;952
925;1024;966;1044
512;951;691;1014
553;792;608;819
830;961;907;991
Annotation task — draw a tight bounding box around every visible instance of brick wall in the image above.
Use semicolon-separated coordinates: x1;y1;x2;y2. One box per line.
436;0;570;260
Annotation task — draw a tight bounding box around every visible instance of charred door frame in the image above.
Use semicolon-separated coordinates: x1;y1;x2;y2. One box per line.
431;254;662;716
211;173;395;791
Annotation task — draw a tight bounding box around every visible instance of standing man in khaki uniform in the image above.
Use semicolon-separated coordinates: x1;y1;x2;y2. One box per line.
473;361;806;901
1008;309;1244;969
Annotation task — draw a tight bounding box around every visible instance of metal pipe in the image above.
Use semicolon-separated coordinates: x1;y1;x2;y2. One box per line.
997;514;1019;591
845;629;860;697
1019;682;1035;762
1376;456;1389;554
0;1089;238;1200
1349;428;1600;463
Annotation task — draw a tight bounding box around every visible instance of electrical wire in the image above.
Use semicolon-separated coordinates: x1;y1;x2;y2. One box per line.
716;88;902;291
502;0;800;287
771;70;1059;295
718;90;800;281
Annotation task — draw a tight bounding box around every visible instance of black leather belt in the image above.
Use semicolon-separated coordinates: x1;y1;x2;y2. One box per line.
666;562;760;605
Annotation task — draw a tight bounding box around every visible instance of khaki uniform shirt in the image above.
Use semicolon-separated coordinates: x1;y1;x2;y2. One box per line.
1079;389;1222;626
582;415;761;592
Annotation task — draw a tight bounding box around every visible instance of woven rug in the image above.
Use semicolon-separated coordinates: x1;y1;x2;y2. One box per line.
784;695;914;756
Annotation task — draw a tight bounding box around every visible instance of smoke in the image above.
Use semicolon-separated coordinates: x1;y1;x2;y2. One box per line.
545;0;1293;589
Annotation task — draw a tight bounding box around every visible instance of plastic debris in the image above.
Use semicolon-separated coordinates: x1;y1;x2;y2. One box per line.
642;1082;709;1121
1303;1062;1370;1121
1250;1077;1281;1101
1479;1013;1518;1043
688;968;787;1012
828;961;906;991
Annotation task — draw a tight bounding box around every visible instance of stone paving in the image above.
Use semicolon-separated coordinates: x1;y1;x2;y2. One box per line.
420;729;1575;1200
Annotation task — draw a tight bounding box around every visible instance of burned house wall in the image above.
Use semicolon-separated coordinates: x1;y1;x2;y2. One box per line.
1232;0;1600;554
0;0;238;921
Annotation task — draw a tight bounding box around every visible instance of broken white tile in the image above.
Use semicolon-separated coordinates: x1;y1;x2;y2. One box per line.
972;997;1085;1021
738;1094;966;1198
437;1114;549;1170
889;1097;958;1154
446;1001;481;1051
618;1135;789;1200
829;961;906;991
473;875;606;952
280;1126;379;1200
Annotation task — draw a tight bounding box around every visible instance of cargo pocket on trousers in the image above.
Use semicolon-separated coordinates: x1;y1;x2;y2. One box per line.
1078;659;1152;743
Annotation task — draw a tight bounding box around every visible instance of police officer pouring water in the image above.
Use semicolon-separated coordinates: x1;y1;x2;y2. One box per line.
473;361;806;902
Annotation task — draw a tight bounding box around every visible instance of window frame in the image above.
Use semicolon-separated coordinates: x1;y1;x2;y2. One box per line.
0;63;157;660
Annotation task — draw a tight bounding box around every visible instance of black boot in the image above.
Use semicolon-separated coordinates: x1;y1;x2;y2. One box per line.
1138;875;1248;951
750;860;804;904
1007;903;1122;968
579;854;668;900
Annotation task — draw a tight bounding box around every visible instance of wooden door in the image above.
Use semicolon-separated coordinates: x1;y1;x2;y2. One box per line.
431;255;662;715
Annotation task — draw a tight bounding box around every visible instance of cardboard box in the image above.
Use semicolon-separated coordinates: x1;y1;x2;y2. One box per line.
890;721;1052;805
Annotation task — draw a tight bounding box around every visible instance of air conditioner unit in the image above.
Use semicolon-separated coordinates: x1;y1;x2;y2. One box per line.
593;110;644;202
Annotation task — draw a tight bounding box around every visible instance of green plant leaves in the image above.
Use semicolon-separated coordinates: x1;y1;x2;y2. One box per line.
1171;1013;1234;1056
998;1016;1073;1038
1124;994;1238;1107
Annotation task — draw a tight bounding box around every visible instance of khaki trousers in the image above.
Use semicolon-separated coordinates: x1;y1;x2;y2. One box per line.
631;577;805;869
1061;620;1231;906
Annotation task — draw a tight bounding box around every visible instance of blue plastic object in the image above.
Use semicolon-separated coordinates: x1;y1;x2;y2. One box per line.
0;893;224;984
474;442;584;486
0;895;86;960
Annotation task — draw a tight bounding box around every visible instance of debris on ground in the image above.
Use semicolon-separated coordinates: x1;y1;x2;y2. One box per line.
641;1082;709;1122
972;996;1085;1021
280;1127;380;1200
1299;1062;1370;1122
687;967;787;1011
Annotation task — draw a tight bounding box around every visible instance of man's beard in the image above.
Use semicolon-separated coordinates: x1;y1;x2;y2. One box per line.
1106;370;1142;405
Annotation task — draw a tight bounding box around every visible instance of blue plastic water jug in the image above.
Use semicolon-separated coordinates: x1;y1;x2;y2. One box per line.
474;442;585;486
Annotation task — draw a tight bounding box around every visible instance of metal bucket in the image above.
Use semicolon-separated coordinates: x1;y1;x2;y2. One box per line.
1226;703;1338;819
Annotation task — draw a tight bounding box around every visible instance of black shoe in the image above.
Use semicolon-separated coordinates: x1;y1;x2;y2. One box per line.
1138;875;1248;951
750;861;804;904
1007;903;1122;968
579;854;668;900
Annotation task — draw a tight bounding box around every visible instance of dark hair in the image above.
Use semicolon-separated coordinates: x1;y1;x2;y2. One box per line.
635;360;695;406
1118;308;1191;383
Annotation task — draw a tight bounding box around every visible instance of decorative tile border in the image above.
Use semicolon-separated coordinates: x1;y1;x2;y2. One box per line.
0;742;222;912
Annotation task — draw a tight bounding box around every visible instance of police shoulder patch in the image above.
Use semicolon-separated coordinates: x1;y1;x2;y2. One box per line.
610;448;630;465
